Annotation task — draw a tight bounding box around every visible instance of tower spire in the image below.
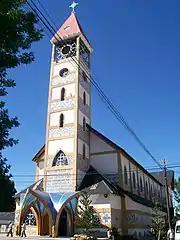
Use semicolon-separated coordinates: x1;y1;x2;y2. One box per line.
69;1;78;13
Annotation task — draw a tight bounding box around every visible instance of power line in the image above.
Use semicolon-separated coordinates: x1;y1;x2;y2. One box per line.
26;0;163;170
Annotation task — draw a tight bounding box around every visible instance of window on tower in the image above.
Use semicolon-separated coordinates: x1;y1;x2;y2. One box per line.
83;144;86;159
83;117;86;131
59;114;64;128
83;71;87;82
83;92;86;105
61;87;65;101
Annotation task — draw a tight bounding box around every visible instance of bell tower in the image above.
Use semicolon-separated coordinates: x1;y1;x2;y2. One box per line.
44;8;92;193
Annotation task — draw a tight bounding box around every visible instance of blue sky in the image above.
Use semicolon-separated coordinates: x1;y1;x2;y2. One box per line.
4;0;180;192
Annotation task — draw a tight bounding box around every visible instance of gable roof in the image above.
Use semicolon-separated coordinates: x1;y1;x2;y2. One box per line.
87;124;163;187
79;165;155;208
51;12;91;47
78;166;124;197
32;144;45;162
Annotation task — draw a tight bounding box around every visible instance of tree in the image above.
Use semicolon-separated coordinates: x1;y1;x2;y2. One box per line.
150;204;167;240
0;0;43;211
75;191;100;235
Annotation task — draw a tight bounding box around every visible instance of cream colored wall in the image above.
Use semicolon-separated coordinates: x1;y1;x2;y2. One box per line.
90;193;121;209
53;61;76;76
48;138;74;155
36;160;44;181
126;195;152;213
50;110;75;126
90;194;111;207
51;83;75;100
90;132;115;154
91;153;118;175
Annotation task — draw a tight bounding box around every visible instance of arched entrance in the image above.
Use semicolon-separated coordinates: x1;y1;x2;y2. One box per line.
18;189;55;237
58;209;68;236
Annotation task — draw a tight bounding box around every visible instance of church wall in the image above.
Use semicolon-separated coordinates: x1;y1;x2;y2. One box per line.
78;139;89;158
77;170;86;188
125;195;152;236
90;132;115;154
79;84;90;106
89;194;122;229
35;151;45;182
120;152;163;202
91;153;118;175
51;83;76;100
53;61;76;76
50;110;75;126
47;138;74;155
79;110;90;126
36;161;44;181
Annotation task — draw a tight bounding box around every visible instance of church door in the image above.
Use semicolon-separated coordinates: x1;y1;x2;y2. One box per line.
58;209;68;236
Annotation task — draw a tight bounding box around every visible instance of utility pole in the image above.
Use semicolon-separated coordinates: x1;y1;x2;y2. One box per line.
164;159;172;230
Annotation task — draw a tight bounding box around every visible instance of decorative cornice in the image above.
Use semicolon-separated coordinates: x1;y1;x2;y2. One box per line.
50;98;75;112
49;125;75;139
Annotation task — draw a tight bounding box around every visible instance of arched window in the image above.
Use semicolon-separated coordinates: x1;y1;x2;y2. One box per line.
59;114;64;128
24;210;36;226
140;177;143;192
83;71;87;82
124;166;128;185
52;150;68;166
61;87;65;101
83;92;86;105
133;172;136;189
83;144;86;159
83;117;86;131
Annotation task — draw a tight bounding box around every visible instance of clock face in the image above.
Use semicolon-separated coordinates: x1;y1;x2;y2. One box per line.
56;42;76;61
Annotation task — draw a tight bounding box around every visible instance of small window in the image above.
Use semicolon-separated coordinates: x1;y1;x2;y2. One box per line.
83;144;86;159
83;117;86;131
124;166;128;185
59;114;64;128
83;71;87;82
83;92;86;105
133;172;136;189
61;87;65;101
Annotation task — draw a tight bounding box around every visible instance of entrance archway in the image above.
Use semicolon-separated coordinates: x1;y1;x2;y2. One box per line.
58;209;68;236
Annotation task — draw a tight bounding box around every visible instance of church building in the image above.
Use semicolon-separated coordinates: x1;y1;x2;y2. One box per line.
13;4;174;238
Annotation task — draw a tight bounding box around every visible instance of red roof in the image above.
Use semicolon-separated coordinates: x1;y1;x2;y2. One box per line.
51;12;89;44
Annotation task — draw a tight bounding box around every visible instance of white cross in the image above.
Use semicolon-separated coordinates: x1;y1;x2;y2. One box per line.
69;1;78;13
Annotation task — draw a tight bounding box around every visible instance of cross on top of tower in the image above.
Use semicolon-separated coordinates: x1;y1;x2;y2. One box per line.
69;1;78;13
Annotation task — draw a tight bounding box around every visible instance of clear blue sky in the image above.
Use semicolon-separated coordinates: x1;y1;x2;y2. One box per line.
4;0;180;192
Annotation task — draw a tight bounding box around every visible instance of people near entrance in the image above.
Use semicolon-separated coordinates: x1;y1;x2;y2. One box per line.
6;221;13;237
107;229;114;240
21;223;27;237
